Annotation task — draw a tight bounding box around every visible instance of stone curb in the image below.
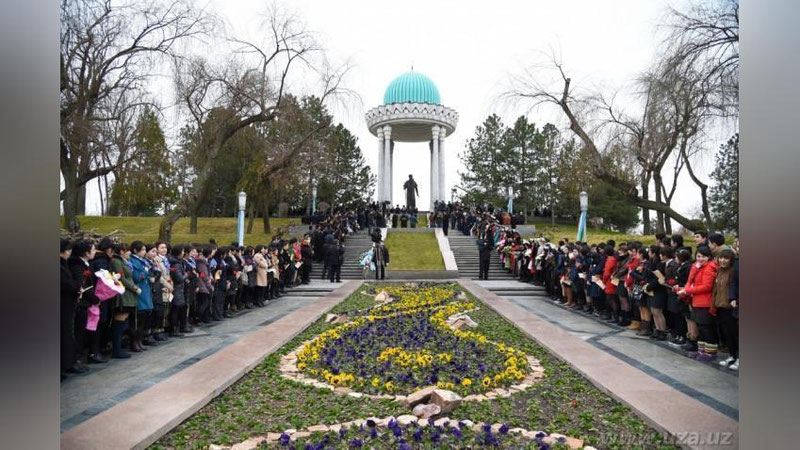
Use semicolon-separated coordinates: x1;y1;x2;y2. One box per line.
214;416;589;450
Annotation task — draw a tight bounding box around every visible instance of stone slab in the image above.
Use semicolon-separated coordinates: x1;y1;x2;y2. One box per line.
60;281;363;450
459;280;739;450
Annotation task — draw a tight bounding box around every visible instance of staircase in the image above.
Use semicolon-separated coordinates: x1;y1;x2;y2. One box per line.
308;231;375;280
447;234;515;280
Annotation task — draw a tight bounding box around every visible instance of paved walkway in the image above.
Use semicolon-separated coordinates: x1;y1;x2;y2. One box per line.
472;280;739;420
462;280;738;450
60;280;356;447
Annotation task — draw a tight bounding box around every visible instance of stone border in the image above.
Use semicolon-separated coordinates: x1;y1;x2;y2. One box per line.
60;281;364;450
278;301;546;402
213;416;591;450
434;227;459;271
459;280;739;450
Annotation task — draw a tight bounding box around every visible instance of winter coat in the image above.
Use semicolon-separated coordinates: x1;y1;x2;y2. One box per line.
602;255;618;295
372;243;390;267
254;252;269;287
61;257;80;304
324;242;345;266
110;255;138;308
148;260;164;305
195;256;213;295
167;255;187;306
224;256;239;296
586;254;604;299
685;261;719;308
129;255;153;311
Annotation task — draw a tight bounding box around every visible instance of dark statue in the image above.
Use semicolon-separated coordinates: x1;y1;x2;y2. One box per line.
403;174;419;209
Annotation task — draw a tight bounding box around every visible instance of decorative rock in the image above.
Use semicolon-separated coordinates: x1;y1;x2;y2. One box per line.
583;446;598;450
284;429;297;434
394;395;407;402
266;433;283;442
411;403;441;419
397;415;418;426
306;425;329;433
209;445;229;450
485;392;497;399
332;314;348;324
474;394;488;401
328;424;342;434
231;437;266;450
433;417;451;428
334;387;353;394
452;316;478;330
290;431;310;441
430;389;462;414
417;419;429;427
460;419;474;428
374;291;390;302
403;385;438;407
471;422;486;432
325;313;337;323
522;431;537;439
497;388;512;398
347;392;364;398
541;436;557;445
564;437;585;449
491;423;503;434
457;291;467;300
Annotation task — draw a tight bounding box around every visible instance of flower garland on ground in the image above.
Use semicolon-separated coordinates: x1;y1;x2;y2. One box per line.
293;284;534;396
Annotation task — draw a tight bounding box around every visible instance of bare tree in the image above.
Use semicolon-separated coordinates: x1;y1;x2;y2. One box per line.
664;0;739;117
60;0;208;231
505;58;702;229
157;5;350;242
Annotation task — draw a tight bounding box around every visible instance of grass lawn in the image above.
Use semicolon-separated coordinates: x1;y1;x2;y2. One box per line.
60;215;303;244
384;231;445;271
525;223;659;246
152;282;675;450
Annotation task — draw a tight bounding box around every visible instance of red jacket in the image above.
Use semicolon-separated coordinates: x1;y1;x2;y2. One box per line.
685;261;719;308
602;255;618;295
625;255;639;288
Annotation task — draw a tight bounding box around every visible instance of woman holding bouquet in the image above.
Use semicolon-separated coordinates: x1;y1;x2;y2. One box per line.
110;243;139;358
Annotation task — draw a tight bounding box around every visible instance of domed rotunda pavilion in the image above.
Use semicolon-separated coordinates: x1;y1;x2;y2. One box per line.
365;71;458;210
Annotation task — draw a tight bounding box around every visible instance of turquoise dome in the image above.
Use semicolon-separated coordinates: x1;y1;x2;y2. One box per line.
383;72;441;105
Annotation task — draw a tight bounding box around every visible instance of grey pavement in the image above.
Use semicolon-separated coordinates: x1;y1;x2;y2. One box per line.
60;280;344;433
474;279;739;421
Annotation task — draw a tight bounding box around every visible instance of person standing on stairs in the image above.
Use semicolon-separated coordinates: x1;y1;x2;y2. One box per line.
372;238;390;280
477;236;493;280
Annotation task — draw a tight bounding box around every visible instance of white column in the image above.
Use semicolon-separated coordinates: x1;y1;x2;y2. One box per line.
389;140;394;205
429;139;434;210
438;129;446;204
383;125;392;205
377;128;384;202
431;125;440;208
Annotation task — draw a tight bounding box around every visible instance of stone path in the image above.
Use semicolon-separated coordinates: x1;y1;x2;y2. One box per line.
461;279;738;450
472;280;739;420
60;280;361;450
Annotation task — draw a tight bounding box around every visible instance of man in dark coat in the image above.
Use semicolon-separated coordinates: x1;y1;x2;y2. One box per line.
477;237;493;280
168;246;188;336
324;239;345;283
372;240;390;280
442;211;450;236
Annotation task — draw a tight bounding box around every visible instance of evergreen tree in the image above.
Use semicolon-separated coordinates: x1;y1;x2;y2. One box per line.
458;114;511;207
318;124;375;205
108;108;178;215
709;133;739;232
504;116;543;214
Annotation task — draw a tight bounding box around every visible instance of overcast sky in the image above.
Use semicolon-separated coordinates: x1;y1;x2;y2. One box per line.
83;0;735;226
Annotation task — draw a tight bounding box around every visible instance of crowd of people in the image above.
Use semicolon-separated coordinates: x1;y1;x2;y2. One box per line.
59;204;392;380
464;206;740;371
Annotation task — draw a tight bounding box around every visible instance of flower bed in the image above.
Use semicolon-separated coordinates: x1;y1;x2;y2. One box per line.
214;415;592;449
282;284;541;397
153;282;678;450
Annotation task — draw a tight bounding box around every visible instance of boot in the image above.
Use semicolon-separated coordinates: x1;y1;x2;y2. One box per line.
618;311;631;327
636;322;652;336
111;321;130;359
626;320;641;331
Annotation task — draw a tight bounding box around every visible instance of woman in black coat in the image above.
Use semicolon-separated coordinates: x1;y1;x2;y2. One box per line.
211;247;229;321
647;246;669;341
167;246;188;336
61;238;86;378
67;239;104;367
